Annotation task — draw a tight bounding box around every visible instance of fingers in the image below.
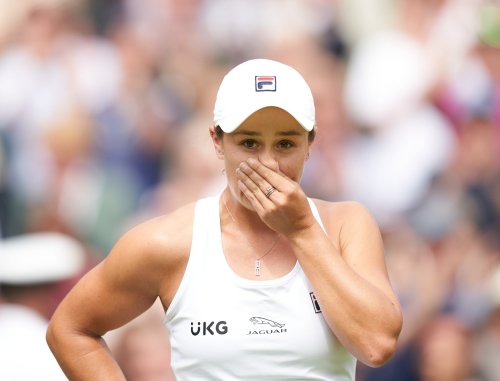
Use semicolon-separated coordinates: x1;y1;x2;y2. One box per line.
237;164;272;197
236;175;272;211
236;159;285;205
245;158;286;188
235;158;313;236
237;179;265;213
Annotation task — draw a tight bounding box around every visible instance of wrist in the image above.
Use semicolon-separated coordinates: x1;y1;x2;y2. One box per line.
285;221;321;243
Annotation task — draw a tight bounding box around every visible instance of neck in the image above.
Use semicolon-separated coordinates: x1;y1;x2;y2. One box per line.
221;190;283;275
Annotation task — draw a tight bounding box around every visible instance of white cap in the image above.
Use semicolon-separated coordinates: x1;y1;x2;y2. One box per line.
214;59;315;133
0;232;86;285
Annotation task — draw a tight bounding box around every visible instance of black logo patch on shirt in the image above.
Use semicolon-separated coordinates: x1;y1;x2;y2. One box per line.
310;292;322;313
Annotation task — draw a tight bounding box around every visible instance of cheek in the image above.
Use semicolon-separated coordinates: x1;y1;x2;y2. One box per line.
278;158;306;181
227;178;255;210
224;155;245;179
223;157;243;190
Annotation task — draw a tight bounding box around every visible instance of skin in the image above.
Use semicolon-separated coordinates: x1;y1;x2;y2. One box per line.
46;106;402;380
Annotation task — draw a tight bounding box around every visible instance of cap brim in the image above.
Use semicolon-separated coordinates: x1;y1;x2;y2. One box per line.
217;105;314;133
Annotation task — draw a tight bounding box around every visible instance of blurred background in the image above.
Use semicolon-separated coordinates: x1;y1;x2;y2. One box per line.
0;0;499;380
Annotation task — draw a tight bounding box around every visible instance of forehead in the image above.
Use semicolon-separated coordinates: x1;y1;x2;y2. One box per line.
235;106;305;135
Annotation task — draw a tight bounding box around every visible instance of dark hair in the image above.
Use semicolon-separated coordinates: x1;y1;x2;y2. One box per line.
214;125;316;143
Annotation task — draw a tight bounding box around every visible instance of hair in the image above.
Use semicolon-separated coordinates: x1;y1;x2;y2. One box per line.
214;125;316;143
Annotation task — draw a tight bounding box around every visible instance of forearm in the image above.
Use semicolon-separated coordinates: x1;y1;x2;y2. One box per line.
287;223;402;366
46;325;125;380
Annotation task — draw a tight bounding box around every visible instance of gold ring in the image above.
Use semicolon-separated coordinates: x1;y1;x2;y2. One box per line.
265;187;276;198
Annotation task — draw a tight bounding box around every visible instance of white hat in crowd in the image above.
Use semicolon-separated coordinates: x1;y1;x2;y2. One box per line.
214;59;315;133
0;232;86;285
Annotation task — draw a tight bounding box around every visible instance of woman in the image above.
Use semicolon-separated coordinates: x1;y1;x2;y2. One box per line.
47;59;402;380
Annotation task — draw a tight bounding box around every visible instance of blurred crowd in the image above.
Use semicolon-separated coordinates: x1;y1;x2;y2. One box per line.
0;0;499;380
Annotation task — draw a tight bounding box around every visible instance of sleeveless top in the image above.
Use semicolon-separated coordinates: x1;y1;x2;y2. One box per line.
164;196;356;380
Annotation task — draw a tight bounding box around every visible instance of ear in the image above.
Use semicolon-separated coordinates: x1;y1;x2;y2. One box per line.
209;125;224;160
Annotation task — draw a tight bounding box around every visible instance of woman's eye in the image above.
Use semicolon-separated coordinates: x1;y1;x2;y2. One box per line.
278;140;294;149
241;140;258;149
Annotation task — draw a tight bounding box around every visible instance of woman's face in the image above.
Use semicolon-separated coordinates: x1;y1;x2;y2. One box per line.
214;106;312;208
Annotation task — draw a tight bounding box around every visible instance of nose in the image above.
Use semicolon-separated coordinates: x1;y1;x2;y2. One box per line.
258;150;279;172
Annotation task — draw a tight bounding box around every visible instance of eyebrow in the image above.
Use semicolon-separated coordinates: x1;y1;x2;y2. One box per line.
233;129;303;137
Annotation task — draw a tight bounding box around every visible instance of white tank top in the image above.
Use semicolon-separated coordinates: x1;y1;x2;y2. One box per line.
164;196;356;380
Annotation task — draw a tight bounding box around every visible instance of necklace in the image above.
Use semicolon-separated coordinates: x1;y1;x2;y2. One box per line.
222;196;280;276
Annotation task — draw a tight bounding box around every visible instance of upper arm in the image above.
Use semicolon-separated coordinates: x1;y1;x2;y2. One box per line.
50;207;193;337
323;201;398;304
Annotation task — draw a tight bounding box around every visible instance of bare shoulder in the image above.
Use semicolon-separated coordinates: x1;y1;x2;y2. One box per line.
309;199;382;255
121;202;197;258
311;199;377;229
102;201;197;294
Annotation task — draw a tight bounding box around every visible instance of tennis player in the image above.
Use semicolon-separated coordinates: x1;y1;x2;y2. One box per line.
47;59;402;380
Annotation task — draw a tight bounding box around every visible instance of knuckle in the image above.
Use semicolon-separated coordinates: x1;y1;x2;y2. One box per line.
273;197;286;209
279;190;293;202
263;205;277;219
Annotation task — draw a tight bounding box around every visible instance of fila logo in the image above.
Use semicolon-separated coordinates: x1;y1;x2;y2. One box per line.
190;321;228;336
255;76;276;92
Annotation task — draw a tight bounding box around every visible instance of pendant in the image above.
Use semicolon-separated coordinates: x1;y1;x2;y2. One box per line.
255;259;261;276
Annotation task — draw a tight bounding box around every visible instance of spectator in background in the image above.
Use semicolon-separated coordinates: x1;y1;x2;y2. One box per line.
0;232;87;381
111;301;176;381
417;315;483;381
0;0;185;251
339;0;470;226
114;324;174;381
0;0;122;240
474;265;500;381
